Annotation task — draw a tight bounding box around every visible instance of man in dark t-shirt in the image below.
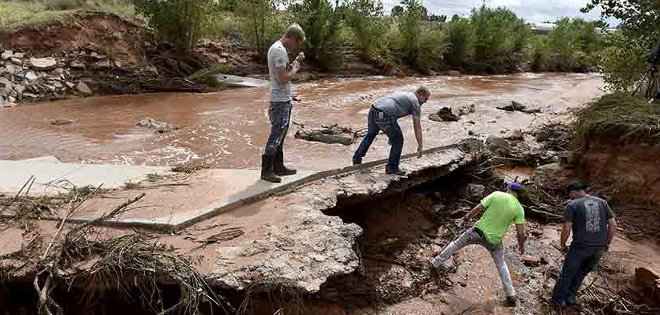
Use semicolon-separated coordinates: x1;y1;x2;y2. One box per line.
551;181;617;309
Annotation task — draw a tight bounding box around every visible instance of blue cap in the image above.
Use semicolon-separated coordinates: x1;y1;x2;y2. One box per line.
507;182;523;192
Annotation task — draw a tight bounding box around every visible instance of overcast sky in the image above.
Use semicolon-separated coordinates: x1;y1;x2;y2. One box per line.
381;0;618;25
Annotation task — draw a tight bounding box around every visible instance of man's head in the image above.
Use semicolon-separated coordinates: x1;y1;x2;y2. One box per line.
281;23;306;50
506;182;523;198
566;180;588;199
415;86;430;105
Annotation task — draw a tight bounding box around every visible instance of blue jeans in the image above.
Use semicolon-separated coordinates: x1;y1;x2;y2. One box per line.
265;101;292;156
353;107;404;172
552;246;606;306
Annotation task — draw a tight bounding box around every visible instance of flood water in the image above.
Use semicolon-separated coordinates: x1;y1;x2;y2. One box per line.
0;73;604;171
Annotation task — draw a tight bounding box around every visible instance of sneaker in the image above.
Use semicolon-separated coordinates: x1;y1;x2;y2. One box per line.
386;168;406;176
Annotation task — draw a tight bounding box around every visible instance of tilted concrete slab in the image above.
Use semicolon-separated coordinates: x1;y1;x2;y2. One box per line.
49;169;315;230
0;159;170;196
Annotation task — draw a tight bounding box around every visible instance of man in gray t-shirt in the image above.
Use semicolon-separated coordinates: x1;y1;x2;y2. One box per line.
261;23;305;183
552;181;617;309
352;87;430;175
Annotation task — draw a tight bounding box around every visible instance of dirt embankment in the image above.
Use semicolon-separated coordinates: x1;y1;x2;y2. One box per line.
0;11;396;107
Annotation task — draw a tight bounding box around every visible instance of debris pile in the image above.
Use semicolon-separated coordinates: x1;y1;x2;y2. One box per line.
429;104;475;122
137;117;180;133
497;101;542;114
295;124;367;145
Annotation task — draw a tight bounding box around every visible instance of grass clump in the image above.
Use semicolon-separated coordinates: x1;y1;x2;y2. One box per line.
575;93;660;141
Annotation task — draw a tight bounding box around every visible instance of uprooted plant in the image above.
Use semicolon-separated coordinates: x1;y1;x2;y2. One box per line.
31;188;233;314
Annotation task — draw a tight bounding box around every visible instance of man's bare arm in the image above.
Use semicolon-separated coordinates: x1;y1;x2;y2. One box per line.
464;204;484;222
515;224;525;254
607;218;617;246
277;62;300;85
560;221;572;253
413;116;423;157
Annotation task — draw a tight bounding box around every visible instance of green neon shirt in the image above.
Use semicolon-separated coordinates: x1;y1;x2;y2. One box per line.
475;191;525;245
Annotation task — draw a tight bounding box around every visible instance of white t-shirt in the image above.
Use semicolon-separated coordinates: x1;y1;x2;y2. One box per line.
267;40;292;102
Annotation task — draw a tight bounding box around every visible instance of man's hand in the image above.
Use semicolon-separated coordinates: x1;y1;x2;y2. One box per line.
416;146;423;158
560;244;569;254
291;61;301;72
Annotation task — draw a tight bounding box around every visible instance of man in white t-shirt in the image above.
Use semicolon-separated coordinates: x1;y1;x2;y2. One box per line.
261;23;305;183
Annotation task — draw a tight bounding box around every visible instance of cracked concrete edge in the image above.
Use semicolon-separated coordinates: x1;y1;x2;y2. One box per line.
206;146;475;294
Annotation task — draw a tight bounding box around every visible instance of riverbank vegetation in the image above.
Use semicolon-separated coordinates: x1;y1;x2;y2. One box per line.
1;0;609;74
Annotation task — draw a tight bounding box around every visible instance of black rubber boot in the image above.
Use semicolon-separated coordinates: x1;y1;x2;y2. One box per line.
261;154;282;183
273;151;296;176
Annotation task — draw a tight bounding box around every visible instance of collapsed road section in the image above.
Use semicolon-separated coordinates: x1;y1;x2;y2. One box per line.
0;143;479;314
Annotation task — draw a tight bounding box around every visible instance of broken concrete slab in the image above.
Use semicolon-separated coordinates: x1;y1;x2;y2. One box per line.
294;124;364;145
208;145;473;293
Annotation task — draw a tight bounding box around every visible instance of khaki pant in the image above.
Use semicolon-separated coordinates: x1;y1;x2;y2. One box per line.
431;227;516;297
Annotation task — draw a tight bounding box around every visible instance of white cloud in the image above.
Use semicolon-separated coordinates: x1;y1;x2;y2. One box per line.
381;0;618;25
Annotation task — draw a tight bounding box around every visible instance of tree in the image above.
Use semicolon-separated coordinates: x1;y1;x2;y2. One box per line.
391;5;404;17
238;0;276;56
291;0;345;69
133;0;219;53
345;0;388;55
582;0;660;44
429;14;447;22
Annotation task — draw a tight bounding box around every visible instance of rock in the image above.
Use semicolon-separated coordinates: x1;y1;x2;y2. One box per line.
13;53;24;59
89;52;107;60
1;50;13;60
10;58;22;65
76;82;93;95
8;96;16;103
70;60;86;69
458;104;476;116
429;107;460;122
448;70;461;76
465;184;486;200
459;138;485;153
137;117;179;133
44;85;56;92
536;162;563;173
144;65;158;76
522;255;542;267
634;267;660;306
29;57;57;71
51;81;63;89
558;151;579;168
94;60;112;69
50;119;75;126
65;82;75;89
507;129;524;141
24;71;38;81
23;92;39;99
295;124;360;145
486;136;511;156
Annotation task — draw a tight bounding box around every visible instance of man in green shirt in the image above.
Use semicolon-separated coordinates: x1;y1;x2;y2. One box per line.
430;183;527;305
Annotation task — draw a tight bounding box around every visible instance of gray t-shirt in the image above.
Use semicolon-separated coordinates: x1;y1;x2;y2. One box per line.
267;40;291;102
565;195;614;247
373;91;421;119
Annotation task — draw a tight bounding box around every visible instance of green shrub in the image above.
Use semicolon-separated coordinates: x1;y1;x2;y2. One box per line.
545;18;602;72
469;6;530;73
291;0;345;70
529;35;549;71
237;0;277;56
133;0;219;53
444;15;471;68
344;0;388;56
599;30;647;92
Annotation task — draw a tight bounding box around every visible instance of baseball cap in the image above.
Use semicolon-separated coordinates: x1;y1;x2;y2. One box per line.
566;180;588;193
507;182;523;192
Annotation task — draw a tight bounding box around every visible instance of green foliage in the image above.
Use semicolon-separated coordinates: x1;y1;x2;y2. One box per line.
133;0;219;52
344;0;388;56
469;6;530;73
575;93;660;141
0;0;134;29
291;0;345;70
529;36;549;72
599;30;648;92
545;18;602;72
444;15;471;68
582;0;660;44
237;0;276;56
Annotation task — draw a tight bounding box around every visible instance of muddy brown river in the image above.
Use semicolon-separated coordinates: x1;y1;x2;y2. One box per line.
0;73;603;171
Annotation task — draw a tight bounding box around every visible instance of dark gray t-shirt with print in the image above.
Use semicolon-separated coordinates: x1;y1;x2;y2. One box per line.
565;195;614;247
